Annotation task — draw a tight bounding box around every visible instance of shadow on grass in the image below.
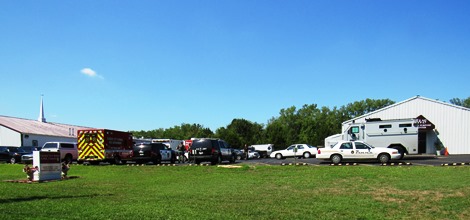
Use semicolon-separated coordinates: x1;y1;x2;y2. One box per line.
0;193;114;204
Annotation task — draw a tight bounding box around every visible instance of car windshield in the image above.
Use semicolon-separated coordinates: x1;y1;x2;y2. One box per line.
307;145;316;148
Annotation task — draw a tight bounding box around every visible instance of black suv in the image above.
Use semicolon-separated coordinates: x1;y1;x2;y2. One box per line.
132;143;176;164
0;146;28;164
189;139;236;165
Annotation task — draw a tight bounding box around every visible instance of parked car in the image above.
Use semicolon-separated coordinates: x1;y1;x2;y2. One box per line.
0;146;28;164
270;144;317;160
233;149;244;160
189;138;236;165
19;146;42;153
241;148;260;159
132;143;176;164
316;140;401;164
40;142;78;164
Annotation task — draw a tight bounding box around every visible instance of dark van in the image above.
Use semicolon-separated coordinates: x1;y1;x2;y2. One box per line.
189;139;236;165
132;143;176;164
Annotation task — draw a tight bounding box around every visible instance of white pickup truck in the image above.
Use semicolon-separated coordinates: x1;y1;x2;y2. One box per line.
41;142;78;164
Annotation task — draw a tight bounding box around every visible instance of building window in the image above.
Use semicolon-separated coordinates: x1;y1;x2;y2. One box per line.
379;124;392;129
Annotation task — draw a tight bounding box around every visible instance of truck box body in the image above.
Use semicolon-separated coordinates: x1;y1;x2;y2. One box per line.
77;129;133;163
325;117;425;158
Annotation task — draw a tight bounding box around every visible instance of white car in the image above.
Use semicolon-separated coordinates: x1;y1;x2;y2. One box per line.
270;144;317;160
316;140;401;164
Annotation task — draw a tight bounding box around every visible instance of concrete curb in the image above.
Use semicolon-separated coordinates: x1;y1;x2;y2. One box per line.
281;163;308;166
188;164;210;166
329;163;358;166
441;162;470;166
381;162;413;166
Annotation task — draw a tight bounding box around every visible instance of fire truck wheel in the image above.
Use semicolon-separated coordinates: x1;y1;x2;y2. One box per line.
113;157;122;165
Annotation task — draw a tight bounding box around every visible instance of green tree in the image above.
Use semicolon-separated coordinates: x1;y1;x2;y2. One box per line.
130;123;213;140
450;97;470;108
215;119;264;148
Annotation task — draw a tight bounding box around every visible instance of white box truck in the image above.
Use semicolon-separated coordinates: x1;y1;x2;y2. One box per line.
324;115;436;159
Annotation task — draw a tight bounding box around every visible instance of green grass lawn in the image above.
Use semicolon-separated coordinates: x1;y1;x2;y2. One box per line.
1;164;469;220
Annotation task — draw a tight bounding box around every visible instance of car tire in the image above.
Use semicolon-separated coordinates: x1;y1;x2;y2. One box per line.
331;154;342;164
303;152;311;159
378;154;391;163
275;153;283;160
154;155;162;164
10;157;16;164
236;155;241;160
64;155;73;164
195;159;200;164
230;155;235;163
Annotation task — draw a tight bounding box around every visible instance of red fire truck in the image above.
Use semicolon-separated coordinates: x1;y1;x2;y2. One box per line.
77;129;133;165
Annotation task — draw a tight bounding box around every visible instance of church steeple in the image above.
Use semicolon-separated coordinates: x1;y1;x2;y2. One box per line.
38;95;46;123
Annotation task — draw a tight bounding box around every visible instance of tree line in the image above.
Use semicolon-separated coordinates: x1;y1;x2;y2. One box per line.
130;96;469;150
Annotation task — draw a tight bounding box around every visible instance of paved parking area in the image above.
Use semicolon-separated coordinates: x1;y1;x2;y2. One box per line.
234;155;470;166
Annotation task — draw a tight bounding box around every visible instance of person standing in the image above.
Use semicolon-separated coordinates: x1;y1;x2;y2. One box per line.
244;144;249;160
177;142;186;163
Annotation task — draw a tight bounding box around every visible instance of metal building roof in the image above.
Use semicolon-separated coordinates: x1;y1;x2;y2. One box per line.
0;115;93;138
344;96;470;124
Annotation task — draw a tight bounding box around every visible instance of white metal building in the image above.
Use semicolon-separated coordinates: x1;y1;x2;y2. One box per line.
343;96;470;154
0;97;92;147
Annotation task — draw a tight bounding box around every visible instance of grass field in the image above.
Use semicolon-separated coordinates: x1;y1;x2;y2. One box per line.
1;164;469;220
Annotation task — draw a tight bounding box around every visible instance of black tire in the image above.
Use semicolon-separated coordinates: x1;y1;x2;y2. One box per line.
77;160;84;165
64;155;73;164
90;161;100;165
9;157;16;164
195;159;201;164
236;155;241;160
229;155;236;163
378;154;391;163
331;154;342;164
275;153;283;160
390;146;405;160
154;155;162;164
113;156;122;165
303;152;311;159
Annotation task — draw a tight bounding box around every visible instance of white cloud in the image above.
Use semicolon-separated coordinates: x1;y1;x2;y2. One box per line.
81;68;104;79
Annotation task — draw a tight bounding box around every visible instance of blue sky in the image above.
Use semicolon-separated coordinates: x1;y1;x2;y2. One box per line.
1;0;469;132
